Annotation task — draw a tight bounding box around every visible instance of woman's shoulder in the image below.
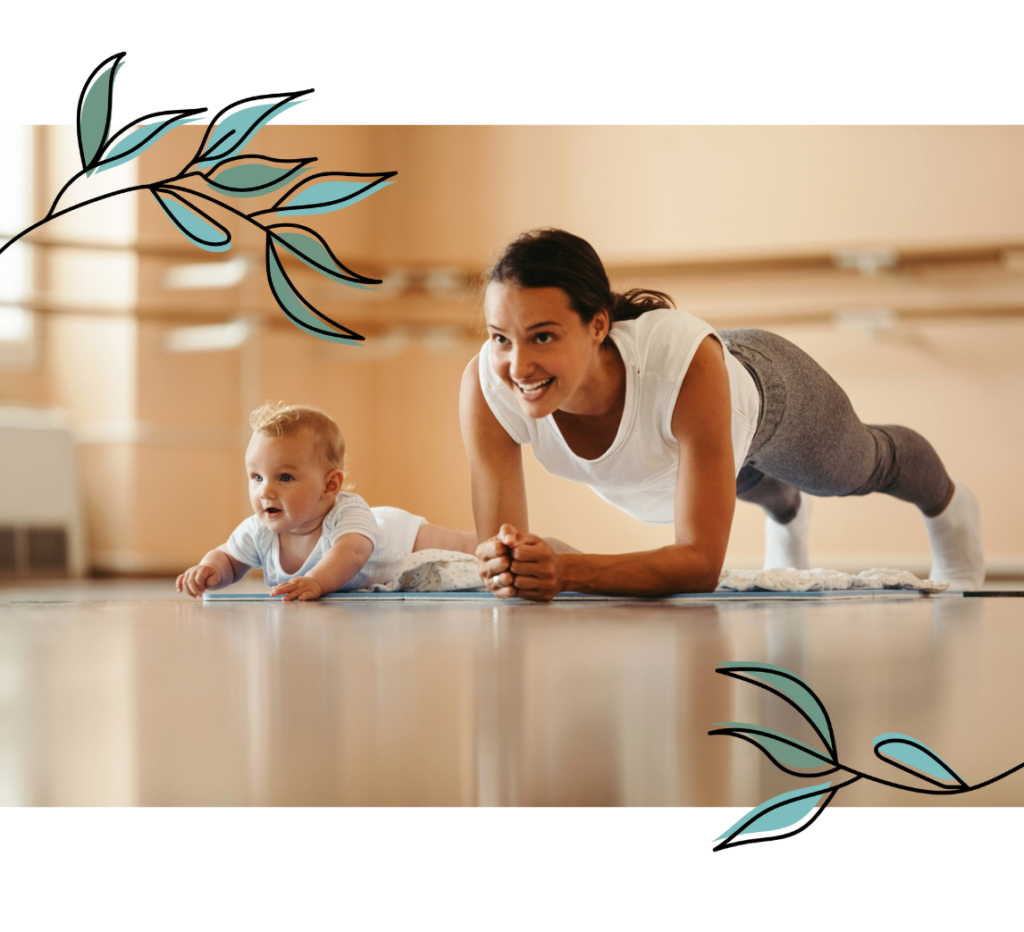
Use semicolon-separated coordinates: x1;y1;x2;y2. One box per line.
638;306;711;336
615;308;715;371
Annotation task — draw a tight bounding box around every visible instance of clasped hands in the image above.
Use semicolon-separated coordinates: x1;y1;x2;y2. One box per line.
476;524;563;601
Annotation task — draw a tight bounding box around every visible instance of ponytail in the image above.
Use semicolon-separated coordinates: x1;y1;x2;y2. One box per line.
610;288;675;322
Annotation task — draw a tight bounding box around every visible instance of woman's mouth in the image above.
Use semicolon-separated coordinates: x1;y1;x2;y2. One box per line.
514;376;554;400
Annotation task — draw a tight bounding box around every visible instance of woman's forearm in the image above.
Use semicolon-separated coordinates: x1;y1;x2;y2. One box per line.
557;544;721;596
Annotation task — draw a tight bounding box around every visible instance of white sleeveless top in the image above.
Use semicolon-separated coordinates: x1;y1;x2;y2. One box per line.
478;308;761;526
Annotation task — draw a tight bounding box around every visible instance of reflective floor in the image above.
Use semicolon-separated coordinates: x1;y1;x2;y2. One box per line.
0;580;1023;806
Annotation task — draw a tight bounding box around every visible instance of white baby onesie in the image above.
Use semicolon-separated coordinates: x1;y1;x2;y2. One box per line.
225;492;426;590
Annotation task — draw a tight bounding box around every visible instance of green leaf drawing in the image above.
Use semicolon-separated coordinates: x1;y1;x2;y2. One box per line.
715;782;834;851
153;188;231;253
204;156;316;198
709;722;837;772
95;109;205;174
78;52;126;170
267;224;377;287
717;661;836;753
873;733;967;788
266;237;364;345
192;91;310;166
254;171;396;218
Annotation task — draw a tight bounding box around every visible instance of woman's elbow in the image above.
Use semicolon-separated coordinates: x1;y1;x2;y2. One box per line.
690;567;722;594
668;547;723;594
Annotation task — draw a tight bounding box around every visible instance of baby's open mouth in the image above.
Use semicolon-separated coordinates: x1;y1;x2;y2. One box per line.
265;507;282;516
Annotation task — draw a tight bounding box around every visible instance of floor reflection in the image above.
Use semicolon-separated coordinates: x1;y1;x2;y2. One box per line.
0;588;1022;806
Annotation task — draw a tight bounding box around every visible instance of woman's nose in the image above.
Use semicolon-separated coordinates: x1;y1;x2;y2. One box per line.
509;345;533;379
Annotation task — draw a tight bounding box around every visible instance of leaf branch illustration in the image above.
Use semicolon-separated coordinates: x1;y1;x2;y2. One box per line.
0;51;395;346
708;661;1024;851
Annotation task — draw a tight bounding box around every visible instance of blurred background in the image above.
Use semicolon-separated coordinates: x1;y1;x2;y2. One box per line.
1;125;1022;582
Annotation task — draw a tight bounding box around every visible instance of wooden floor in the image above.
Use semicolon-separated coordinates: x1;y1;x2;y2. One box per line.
0;578;1022;807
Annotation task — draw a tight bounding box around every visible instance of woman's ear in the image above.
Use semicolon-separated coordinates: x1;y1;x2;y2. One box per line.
591;308;611;343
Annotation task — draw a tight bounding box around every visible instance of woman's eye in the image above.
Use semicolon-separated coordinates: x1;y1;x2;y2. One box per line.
535;332;553;344
491;333;507;345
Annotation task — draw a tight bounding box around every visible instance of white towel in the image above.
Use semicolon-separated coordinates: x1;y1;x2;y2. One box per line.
368;549;485;593
363;551;949;595
717;567;948;594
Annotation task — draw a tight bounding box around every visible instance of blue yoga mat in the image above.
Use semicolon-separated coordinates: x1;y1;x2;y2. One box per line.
203;588;942;603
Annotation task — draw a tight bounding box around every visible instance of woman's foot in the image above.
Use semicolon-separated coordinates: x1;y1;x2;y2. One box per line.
924;483;985;590
763;493;812;570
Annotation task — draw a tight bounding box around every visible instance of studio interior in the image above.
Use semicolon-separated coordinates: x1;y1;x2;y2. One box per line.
0;125;1021;807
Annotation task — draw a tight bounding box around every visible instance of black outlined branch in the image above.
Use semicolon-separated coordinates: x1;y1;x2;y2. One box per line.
709;661;1024;850
0;52;395;346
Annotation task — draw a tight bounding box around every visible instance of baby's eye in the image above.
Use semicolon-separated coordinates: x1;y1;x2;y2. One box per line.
251;474;263;483
280;473;294;482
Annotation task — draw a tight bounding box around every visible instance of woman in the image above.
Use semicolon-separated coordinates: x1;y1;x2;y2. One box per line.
460;229;984;600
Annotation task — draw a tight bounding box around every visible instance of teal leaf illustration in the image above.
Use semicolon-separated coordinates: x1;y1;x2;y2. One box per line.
714;782;835;852
204;156;316;198
94;108;206;174
252;171;396;218
709;722;837;773
78;52;126;170
152;187;231;253
266;237;364;345
716;661;836;754
873;733;967;789
191;91;310;166
267;224;378;287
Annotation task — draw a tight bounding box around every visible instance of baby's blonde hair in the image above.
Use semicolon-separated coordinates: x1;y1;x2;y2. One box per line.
249;402;345;470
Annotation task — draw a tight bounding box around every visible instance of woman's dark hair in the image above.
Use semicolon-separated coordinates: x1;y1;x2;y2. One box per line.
487;228;674;327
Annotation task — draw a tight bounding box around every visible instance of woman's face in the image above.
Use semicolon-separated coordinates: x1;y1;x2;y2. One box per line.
484;282;609;418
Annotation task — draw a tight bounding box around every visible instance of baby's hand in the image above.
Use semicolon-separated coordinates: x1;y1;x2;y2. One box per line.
271;576;325;602
176;563;221;598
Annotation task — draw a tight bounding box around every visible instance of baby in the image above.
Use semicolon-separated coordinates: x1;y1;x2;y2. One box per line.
176;402;477;600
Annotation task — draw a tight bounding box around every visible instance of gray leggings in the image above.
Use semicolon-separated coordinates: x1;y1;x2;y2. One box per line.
721;329;952;523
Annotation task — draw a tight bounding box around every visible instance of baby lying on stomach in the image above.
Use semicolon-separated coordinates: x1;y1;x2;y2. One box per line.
177;402;477;601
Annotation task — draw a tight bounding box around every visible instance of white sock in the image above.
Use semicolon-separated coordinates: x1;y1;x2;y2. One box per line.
763;493;812;570
925;483;985;591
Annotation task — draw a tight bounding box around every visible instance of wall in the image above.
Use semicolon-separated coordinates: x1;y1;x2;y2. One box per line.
2;126;1022;576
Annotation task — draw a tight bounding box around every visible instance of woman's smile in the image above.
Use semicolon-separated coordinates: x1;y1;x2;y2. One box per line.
513;375;555;400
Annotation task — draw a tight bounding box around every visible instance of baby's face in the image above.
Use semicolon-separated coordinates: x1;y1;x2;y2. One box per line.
245;430;338;534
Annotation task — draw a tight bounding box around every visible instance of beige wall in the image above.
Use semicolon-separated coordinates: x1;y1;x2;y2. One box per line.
371;126;1024;265
4;126;1023;576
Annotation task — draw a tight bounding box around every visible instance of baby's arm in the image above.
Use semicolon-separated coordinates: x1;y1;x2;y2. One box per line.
176;546;251;598
270;533;375;601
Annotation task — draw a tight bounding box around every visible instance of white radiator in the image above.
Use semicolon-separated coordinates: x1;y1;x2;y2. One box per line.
0;406;86;578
